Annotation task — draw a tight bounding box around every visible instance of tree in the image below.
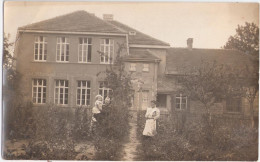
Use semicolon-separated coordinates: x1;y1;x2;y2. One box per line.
223;22;259;57
94;43;133;160
177;60;231;121
242;65;258;128
3;33;14;69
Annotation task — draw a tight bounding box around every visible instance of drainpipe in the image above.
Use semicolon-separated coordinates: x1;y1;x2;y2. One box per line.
125;34;129;55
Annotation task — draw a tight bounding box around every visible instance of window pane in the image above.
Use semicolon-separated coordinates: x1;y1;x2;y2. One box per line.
105;39;109;44
88;45;92;62
79;38;83;44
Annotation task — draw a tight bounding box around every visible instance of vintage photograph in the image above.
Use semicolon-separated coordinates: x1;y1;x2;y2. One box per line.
3;1;259;160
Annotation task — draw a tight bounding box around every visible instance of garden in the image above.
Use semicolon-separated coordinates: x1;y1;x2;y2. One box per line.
136;110;258;161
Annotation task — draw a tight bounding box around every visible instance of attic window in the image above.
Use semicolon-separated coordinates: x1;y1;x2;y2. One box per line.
129;31;136;35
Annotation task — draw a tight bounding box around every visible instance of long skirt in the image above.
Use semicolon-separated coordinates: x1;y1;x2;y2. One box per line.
143;119;157;136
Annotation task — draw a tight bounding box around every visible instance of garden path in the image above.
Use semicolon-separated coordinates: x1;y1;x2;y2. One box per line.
121;111;140;161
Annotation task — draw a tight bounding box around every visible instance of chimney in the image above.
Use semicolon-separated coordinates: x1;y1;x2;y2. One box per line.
103;14;113;21
187;38;193;50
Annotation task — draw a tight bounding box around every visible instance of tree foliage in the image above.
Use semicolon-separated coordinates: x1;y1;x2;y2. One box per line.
223;22;259;57
177;60;233;114
3;33;14;69
94;43;133;160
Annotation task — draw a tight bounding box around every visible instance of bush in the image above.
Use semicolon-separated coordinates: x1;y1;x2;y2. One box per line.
72;106;92;141
136;111;258;161
5;101;35;140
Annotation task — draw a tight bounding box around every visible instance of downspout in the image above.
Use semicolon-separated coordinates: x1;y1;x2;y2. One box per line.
125;34;129;55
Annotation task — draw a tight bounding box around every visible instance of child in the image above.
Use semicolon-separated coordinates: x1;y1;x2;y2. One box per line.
92;94;103;122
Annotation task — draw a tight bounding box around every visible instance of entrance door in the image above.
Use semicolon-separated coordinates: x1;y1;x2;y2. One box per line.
142;90;149;110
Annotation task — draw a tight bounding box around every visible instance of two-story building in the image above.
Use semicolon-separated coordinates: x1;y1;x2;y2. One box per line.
14;10;169;110
14;10;258;119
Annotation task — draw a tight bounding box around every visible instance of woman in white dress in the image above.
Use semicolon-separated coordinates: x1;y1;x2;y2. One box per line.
143;100;160;137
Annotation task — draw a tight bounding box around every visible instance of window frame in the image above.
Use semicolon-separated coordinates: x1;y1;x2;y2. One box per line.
32;79;47;104
56;37;69;62
76;80;91;106
175;93;188;110
129;63;136;71
100;38;114;64
34;36;47;61
54;80;69;105
143;63;149;72
98;81;112;100
142;90;149;103
78;38;92;63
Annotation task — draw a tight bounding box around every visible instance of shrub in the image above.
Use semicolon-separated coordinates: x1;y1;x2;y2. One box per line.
93;43;131;160
72;106;92;141
5;101;35;140
137;111;258;161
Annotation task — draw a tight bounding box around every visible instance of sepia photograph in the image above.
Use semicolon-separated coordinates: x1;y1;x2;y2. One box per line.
2;1;259;160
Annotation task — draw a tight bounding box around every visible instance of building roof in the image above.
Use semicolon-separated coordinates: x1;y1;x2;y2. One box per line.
108;20;170;46
18;10;126;34
157;47;258;92
123;49;161;62
166;48;257;74
18;10;170;47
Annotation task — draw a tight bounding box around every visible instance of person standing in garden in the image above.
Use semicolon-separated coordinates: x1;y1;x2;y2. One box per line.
143;100;160;137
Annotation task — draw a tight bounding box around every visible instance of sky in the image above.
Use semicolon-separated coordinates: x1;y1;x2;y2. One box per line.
3;1;259;49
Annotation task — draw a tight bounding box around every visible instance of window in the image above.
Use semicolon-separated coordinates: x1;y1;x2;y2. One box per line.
55;80;69;105
77;81;91;106
34;36;47;61
143;64;149;72
226;97;242;112
78;38;92;62
100;38;114;64
176;94;187;110
129;63;136;71
157;94;167;108
56;37;69;62
32;79;47;104
99;81;112;100
142;91;149;103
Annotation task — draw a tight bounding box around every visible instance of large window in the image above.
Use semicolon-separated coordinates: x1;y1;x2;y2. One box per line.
34;36;47;61
176;94;187;110
56;37;69;62
226;97;242;112
32;79;47;104
100;38;114;64
77;81;91;106
99;81;112;100
78;38;92;63
55;80;69;105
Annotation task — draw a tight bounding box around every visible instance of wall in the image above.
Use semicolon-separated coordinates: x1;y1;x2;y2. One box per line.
129;47;168;75
15;32;126;107
124;61;158;110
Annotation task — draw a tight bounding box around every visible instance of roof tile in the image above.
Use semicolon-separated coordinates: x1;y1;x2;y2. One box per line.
19;10;125;34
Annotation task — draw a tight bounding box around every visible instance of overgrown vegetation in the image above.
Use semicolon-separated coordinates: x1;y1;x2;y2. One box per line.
136;58;258;161
137;111;258;161
93;43;132;160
